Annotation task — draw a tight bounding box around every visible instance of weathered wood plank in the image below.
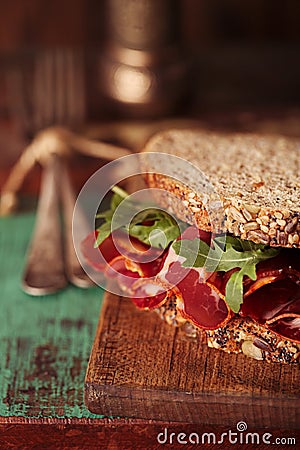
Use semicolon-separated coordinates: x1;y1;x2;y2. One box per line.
85;292;300;428
1;417;299;449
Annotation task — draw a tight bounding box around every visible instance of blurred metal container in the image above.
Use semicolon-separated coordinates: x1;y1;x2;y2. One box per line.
98;0;188;118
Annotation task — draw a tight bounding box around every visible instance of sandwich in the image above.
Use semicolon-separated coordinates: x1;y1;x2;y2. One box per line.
82;130;300;364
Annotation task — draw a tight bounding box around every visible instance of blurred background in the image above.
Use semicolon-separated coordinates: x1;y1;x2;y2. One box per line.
0;0;300;194
1;2;299;437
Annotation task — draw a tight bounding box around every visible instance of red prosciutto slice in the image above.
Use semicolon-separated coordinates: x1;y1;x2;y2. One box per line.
81;229;163;273
264;290;300;342
240;278;300;323
151;226;231;329
240;277;300;341
268;318;300;343
179;226;211;244
81;228;169;306
244;249;300;296
164;261;232;329
269;296;300;320
81;231;120;271
105;256;140;293
130;280;168;309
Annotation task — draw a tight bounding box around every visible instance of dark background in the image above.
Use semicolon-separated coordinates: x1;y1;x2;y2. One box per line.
0;0;299;112
0;0;300;171
0;1;299;51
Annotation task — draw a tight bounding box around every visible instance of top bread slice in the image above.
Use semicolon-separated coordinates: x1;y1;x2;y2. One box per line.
142;129;300;248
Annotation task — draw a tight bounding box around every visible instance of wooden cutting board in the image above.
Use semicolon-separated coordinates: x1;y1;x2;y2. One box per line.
85;292;300;429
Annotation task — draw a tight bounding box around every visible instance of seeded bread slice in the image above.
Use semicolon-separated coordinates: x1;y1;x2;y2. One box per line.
142;130;300;248
155;295;300;364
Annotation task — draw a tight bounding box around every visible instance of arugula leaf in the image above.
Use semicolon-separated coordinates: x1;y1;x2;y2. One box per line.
94;221;112;247
128;211;180;249
94;187;182;249
94;187;130;247
225;263;256;313
172;238;221;270
172;236;279;313
216;241;279;272
96;187;128;218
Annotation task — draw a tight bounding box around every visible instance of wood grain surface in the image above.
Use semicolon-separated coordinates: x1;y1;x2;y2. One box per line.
85;292;300;429
1;417;300;450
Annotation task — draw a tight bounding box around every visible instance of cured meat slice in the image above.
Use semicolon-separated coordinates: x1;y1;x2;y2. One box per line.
105;256;140;294
81;229;162;271
244;249;300;296
165;261;231;329
130;281;168;309
240;278;300;323
81;231;119;271
268;318;300;343
179;225;211;244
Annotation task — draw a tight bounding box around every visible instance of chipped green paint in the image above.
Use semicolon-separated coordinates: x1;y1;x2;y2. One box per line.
0;213;105;418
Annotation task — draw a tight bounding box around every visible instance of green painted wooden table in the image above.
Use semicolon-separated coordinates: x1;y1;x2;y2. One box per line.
0;213;104;421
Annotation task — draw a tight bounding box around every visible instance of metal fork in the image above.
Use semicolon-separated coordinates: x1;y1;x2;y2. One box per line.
22;154;94;295
59;158;94;288
22;155;68;295
21;49;93;294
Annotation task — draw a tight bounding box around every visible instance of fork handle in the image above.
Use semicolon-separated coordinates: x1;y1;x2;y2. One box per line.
22;154;68;295
59;159;94;288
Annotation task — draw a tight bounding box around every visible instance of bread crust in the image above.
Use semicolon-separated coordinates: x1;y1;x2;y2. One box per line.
142;130;300;248
156;295;300;364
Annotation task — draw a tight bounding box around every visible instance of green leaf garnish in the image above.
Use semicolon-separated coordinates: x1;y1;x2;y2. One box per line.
128;209;180;249
94;187;182;249
172;236;279;313
94;186;129;247
94;221;112;247
224;263;256;313
172;238;222;270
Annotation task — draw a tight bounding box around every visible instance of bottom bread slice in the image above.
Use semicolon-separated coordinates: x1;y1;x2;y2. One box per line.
155;294;300;364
